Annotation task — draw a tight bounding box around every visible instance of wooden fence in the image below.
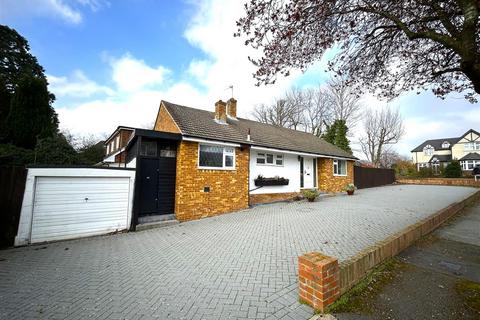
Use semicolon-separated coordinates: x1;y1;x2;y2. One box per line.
354;166;395;189
0;166;27;248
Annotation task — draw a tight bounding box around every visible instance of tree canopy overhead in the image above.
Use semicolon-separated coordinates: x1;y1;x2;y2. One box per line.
236;1;480;102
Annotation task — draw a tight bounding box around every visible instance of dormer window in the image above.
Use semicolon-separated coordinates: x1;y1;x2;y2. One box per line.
423;145;434;156
442;141;450;148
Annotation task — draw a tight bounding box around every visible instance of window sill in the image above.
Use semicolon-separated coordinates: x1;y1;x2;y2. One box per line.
198;166;236;171
256;163;284;167
333;174;347;177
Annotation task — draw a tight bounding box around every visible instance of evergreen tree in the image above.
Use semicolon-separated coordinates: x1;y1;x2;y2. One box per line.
444;161;462;178
34;134;79;165
0;25;47;91
7;77;58;149
322;119;352;154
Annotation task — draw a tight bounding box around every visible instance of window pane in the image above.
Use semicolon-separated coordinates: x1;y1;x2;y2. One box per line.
224;147;234;154
340;160;347;175
199;145;223;167
257;158;265;164
140;141;157;156
225;155;234;167
276;159;283;165
333;160;338;175
266;154;273;164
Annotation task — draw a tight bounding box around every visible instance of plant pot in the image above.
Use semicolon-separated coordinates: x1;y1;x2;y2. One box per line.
254;178;289;186
347;190;354;195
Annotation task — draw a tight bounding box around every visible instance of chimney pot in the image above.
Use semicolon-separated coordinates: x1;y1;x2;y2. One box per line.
226;98;237;119
215;100;227;123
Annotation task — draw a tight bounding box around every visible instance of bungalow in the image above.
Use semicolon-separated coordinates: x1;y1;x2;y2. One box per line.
105;98;357;226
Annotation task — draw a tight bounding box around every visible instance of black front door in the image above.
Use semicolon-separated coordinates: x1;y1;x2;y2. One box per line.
139;157;176;216
299;156;304;188
139;158;159;214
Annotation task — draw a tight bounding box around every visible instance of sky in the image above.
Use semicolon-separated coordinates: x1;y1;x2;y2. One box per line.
1;0;479;159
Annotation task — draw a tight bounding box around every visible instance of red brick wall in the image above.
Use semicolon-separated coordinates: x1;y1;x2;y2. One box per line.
317;158;355;193
397;178;480;187
174;141;249;221
154;104;181;133
299;252;340;312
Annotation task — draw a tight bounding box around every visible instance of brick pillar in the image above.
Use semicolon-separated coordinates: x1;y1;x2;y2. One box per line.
298;252;340;312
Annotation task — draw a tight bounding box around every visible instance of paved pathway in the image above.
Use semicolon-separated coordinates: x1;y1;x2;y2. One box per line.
0;185;476;320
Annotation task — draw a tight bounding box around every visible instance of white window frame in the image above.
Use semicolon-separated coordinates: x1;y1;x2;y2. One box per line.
423;145;434;156
256;152;284;166
198;143;236;170
464;142;480;151
441;141;450;148
462;160;480;170
333;159;347;176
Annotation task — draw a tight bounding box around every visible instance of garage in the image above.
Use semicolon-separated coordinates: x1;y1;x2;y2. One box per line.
15;167;136;245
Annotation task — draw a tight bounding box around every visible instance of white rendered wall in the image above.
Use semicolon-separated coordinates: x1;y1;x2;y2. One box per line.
249;150;316;194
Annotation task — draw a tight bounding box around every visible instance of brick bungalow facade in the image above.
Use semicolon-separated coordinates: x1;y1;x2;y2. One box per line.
131;98;356;222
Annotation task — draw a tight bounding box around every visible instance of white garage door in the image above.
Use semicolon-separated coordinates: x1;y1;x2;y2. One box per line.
31;176;131;243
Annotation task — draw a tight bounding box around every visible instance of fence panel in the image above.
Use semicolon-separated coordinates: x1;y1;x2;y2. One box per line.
0;166;27;247
354;166;395;189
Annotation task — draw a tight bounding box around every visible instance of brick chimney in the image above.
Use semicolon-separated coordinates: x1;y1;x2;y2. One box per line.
226;98;237;119
215;100;227;124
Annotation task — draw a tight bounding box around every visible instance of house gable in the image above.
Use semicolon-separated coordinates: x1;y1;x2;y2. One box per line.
456;129;480;143
154;102;182;134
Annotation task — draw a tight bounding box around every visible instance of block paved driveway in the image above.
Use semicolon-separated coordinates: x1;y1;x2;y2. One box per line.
0;185;476;320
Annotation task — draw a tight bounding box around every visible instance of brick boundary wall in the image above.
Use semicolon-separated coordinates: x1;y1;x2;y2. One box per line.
298;189;480;312
397;178;480;187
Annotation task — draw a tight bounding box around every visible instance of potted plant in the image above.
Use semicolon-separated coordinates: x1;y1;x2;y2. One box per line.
344;183;357;195
302;189;319;202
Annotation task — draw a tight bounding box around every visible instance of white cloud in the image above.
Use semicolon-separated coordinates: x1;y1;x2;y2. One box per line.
110;54;171;92
50;0;479;158
48;70;114;97
1;0;108;24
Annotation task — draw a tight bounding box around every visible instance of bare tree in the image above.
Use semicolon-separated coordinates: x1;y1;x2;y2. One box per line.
326;77;362;129
359;106;405;167
378;147;405;169
284;87;305;130
252;99;292;127
302;87;331;136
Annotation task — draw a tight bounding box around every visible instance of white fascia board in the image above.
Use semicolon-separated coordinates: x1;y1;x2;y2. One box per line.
250;145;354;160
183;137;241;147
103;147;126;162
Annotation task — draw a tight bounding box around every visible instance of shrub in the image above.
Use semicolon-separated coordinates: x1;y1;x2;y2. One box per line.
393;160;417;177
444;161;462;178
416;167;434;178
302;189;319;201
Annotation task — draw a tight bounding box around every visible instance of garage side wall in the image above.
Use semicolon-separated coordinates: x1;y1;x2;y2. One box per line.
317;159;354;193
174;141;249;221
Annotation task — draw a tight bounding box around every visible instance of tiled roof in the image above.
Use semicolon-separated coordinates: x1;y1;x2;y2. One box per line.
459;152;480;161
162;101;356;159
411;137;460;152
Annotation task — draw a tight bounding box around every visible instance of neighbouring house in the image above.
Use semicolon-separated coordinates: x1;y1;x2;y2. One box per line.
115;98;356;226
411;129;480;173
102;126;135;167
